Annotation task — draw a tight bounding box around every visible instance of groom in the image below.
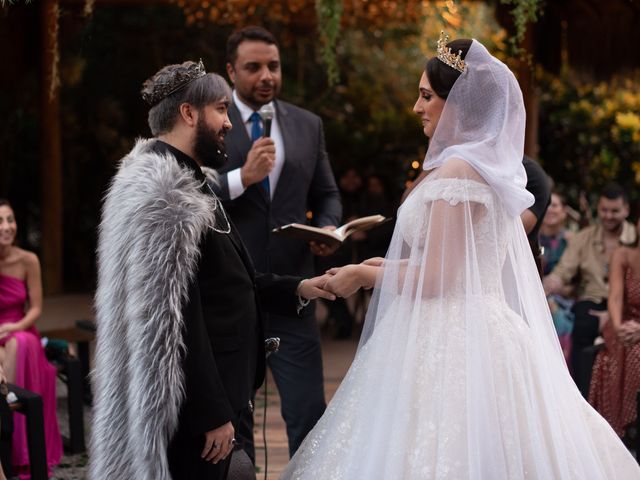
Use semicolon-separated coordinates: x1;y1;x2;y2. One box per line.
90;61;334;480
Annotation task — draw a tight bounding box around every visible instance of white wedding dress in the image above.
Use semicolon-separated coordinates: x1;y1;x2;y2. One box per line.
282;170;640;479
282;39;640;480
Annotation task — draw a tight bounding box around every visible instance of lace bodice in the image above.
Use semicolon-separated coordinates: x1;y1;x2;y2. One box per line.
398;177;509;296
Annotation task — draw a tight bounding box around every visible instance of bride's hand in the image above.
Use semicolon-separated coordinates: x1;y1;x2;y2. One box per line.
325;264;379;298
362;257;385;267
325;265;363;298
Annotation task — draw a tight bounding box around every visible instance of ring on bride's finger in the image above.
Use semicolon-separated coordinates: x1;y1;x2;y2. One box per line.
229;438;237;445
212;443;220;450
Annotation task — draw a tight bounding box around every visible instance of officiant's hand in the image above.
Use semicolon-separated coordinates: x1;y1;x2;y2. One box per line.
202;421;235;464
310;226;339;256
241;138;275;187
297;274;336;301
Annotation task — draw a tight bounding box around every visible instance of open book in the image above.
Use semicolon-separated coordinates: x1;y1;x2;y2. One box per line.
272;214;390;248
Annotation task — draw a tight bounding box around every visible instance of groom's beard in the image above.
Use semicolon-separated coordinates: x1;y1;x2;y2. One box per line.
194;116;229;169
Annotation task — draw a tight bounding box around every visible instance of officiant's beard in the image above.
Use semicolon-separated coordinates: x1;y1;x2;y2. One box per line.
194;116;229;169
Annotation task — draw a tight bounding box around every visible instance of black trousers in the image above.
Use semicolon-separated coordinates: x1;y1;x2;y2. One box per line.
570;299;606;397
168;424;234;480
239;313;326;461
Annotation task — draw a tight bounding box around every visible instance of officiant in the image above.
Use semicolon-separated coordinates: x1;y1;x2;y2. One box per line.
212;26;342;460
89;60;334;480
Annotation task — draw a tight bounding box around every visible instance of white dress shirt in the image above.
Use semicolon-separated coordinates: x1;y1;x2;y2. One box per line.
226;90;285;200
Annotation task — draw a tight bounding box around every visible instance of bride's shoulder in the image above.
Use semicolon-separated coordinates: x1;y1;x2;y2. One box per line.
422;160;493;205
437;158;484;183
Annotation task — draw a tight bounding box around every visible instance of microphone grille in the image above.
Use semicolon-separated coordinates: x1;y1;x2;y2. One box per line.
258;104;275;121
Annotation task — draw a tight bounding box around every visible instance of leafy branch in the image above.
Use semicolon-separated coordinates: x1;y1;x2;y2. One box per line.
315;0;343;86
315;0;544;85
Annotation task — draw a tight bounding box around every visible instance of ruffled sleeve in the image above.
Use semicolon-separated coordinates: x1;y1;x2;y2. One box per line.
422;178;495;207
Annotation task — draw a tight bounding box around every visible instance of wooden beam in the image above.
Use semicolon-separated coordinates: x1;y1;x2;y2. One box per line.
519;25;539;158
41;0;63;294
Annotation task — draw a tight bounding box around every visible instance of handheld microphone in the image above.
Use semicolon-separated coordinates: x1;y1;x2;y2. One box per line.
264;337;280;358
258;104;275;138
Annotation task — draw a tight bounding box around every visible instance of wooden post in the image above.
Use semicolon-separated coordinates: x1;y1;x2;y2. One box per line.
41;0;63;294
517;25;539;158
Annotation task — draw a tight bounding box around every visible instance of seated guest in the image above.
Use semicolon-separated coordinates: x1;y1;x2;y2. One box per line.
0;363;6;480
540;192;575;275
540;191;575;361
543;184;637;395
589;217;640;440
0;200;62;478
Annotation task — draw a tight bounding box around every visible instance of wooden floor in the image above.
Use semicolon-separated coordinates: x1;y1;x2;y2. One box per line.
253;338;359;479
38;294;361;480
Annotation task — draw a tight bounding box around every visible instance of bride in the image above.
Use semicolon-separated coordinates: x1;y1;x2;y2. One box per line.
281;35;640;479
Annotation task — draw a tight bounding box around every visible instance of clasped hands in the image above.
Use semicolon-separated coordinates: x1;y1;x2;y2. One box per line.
616;320;640;347
299;257;384;301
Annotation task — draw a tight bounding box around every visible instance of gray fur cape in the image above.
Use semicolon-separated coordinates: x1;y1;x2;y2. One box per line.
90;138;216;479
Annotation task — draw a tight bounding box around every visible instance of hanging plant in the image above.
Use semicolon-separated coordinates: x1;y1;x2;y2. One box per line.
500;0;542;47
315;0;343;86
314;0;543;85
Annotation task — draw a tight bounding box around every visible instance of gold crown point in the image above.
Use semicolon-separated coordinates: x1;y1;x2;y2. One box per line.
436;31;467;73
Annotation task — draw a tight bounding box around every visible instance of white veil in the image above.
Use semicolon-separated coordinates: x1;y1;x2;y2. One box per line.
282;39;639;479
423;40;533;217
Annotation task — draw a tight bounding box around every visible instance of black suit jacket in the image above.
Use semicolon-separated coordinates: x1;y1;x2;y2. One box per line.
152;142;301;438
216;99;342;277
180;219;300;435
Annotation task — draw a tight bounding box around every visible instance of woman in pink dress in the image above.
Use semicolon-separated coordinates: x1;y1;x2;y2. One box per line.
0;199;62;478
590;218;640;440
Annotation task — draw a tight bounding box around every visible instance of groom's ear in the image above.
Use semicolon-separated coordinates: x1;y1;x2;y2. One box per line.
179;103;198;128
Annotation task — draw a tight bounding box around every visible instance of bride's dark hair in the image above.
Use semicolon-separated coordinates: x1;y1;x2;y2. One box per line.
425;39;472;99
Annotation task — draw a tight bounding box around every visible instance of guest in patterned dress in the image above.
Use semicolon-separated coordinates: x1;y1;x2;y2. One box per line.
0;199;62;478
589;218;640;439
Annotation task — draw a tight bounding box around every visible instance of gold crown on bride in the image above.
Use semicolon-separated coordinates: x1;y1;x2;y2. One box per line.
436;31;467;73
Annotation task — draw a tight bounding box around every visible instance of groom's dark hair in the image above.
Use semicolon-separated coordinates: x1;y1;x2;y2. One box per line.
425;39;472;100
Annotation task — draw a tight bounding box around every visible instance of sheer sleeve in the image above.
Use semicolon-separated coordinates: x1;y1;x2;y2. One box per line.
381;159;498;301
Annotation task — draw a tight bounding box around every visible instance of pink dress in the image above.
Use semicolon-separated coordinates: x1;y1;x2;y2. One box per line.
0;274;62;478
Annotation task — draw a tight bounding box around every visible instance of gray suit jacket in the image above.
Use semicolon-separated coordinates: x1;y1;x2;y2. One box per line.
215;99;342;278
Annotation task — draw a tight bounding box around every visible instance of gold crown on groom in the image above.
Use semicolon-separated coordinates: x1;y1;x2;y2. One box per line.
436;31;467;73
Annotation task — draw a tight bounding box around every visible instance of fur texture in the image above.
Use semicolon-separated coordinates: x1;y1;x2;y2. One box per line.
90;138;215;479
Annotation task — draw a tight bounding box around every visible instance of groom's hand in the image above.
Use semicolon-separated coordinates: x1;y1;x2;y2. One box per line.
202;421;234;464
297;274;336;301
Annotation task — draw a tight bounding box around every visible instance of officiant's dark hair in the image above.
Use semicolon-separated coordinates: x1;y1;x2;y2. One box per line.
425;39;472;99
227;26;278;65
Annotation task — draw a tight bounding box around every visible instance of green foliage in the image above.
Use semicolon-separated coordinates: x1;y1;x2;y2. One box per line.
315;0;343;86
537;69;640;204
313;0;543;84
500;0;542;44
